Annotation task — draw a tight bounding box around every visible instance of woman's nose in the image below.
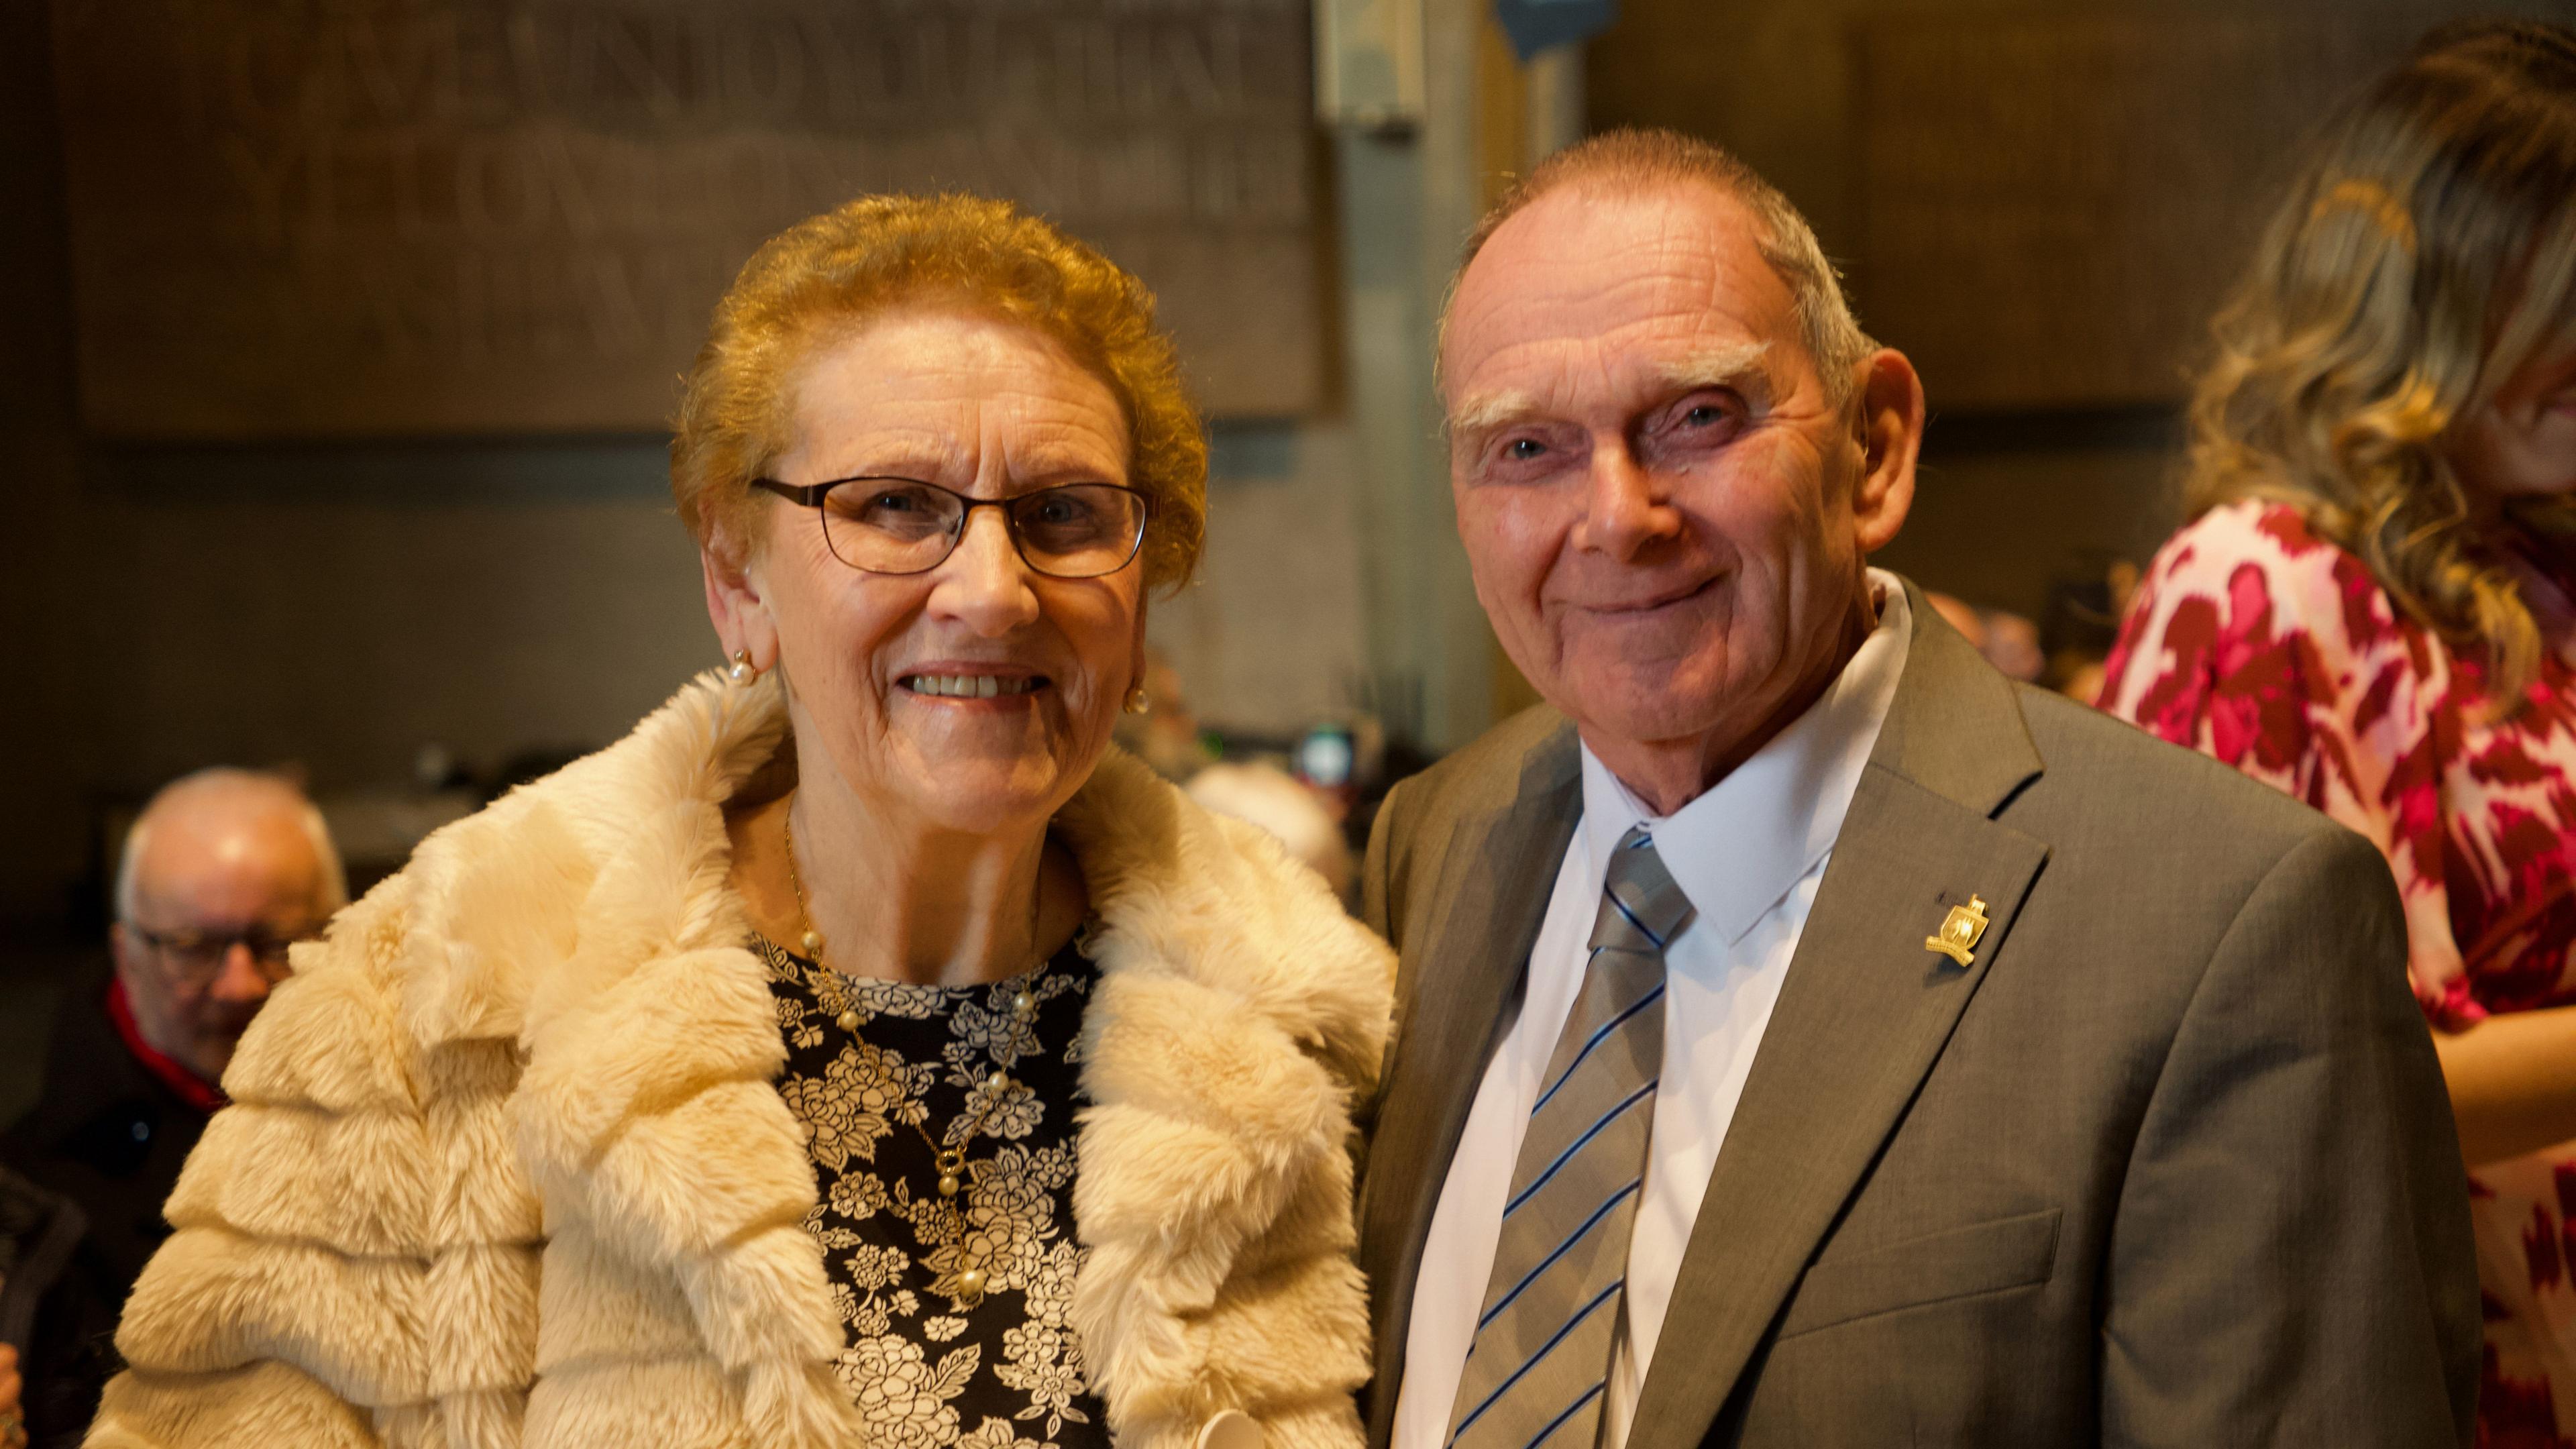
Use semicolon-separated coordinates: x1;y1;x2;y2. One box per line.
1574;446;1683;560
930;507;1044;634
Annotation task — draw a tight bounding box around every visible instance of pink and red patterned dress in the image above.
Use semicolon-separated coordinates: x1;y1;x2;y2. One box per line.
2100;499;2576;1446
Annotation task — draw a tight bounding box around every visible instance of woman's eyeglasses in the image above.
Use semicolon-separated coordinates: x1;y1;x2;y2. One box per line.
751;476;1152;580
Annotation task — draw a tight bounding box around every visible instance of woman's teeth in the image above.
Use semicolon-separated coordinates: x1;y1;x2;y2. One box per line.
904;675;1041;698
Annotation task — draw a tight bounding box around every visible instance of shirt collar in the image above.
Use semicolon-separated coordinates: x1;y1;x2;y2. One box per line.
1577;570;1912;947
105;975;227;1114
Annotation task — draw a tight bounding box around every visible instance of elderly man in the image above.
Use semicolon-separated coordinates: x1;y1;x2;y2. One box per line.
1;768;343;1442
1358;130;2477;1447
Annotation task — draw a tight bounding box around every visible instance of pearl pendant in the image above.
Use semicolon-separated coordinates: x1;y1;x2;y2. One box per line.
955;1267;987;1302
936;1173;961;1197
985;1071;1008;1092
836;1009;859;1030
1014;991;1035;1016
800;930;822;955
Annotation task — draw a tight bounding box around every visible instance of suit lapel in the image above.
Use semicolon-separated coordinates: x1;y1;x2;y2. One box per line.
1360;729;1581;1448
1624;578;2053;1449
1623;767;2047;1449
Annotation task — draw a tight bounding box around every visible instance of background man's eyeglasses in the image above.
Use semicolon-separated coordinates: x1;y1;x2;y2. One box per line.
751;476;1152;580
125;922;313;982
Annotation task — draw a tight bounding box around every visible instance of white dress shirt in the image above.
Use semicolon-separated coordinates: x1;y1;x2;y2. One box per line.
1392;574;1913;1449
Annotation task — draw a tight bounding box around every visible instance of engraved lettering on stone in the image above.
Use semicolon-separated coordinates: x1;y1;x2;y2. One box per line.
54;0;1323;433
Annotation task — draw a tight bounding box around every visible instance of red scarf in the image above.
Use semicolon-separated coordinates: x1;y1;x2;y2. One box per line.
106;977;228;1115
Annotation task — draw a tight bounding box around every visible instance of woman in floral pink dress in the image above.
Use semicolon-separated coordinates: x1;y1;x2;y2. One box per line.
2099;21;2576;1444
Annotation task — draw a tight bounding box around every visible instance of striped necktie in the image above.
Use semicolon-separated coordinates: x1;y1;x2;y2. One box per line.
1446;825;1694;1449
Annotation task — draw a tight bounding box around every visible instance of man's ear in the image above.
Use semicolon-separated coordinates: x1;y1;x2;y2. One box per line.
1849;348;1924;555
701;527;780;670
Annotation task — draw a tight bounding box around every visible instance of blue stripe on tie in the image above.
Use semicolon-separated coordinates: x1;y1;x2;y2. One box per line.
1448;1279;1625;1444
1530;980;1666;1117
1524;1382;1608;1449
1505;1080;1658;1218
1478;1179;1642;1330
1625;832;1653;849
1605;887;1666;950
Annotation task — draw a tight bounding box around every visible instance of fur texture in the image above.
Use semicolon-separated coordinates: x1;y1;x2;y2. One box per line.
89;673;1391;1449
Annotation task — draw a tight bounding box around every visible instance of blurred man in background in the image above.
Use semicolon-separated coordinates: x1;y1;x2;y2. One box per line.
0;768;343;1444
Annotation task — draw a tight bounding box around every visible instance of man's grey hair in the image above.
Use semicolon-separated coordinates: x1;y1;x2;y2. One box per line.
115;767;350;924
1440;127;1876;406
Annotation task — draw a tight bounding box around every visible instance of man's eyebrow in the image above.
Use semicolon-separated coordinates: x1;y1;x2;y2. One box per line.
1652;340;1776;398
1444;388;1541;439
1445;341;1781;440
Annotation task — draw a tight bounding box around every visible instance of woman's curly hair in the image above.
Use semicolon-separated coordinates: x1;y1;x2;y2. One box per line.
671;193;1207;592
2186;19;2576;712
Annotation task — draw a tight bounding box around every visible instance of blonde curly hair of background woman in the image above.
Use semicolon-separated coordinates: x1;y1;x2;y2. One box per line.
2186;19;2576;714
670;193;1209;592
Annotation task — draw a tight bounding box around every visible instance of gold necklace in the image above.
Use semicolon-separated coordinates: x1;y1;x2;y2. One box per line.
780;800;1051;1306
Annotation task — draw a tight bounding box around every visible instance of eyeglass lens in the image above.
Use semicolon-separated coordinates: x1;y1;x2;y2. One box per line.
816;481;1147;579
138;924;308;979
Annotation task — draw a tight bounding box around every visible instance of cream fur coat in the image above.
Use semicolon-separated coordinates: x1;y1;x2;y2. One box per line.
87;673;1392;1449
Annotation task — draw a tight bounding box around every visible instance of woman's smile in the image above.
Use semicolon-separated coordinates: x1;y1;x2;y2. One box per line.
898;667;1051;702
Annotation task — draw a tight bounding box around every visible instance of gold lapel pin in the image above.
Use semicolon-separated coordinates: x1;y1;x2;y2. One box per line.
1925;895;1990;967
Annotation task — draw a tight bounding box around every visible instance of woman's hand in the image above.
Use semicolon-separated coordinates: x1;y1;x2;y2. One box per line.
0;1341;25;1449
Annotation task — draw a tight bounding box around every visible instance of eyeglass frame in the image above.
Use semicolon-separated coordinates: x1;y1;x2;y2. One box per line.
122;919;317;984
750;475;1155;580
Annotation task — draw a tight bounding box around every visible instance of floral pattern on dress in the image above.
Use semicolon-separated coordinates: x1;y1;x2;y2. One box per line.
2100;499;2576;1448
760;934;1109;1449
777;1040;935;1173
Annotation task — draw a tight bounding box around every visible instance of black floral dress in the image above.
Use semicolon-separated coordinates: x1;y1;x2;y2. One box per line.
757;935;1112;1449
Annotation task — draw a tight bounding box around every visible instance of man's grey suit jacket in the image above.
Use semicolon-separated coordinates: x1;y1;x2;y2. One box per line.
1358;578;2479;1448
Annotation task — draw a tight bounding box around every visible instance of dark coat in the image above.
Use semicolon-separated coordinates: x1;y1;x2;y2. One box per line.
1;1164;93;1449
1;961;215;1443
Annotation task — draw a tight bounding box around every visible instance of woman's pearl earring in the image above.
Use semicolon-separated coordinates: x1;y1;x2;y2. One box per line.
728;649;758;684
1123;685;1150;714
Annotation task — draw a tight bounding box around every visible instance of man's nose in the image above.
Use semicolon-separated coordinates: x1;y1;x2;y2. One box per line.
1574;445;1683;560
207;942;273;1004
930;507;1043;635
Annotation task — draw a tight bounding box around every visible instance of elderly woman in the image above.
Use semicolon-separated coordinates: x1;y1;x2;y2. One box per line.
86;196;1391;1449
2098;20;2576;1443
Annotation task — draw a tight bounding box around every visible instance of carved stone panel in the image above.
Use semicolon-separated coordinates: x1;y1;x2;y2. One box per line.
53;0;1322;436
1855;10;2473;412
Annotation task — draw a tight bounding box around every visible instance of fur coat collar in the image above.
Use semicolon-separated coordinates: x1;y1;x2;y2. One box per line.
313;672;1387;1449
